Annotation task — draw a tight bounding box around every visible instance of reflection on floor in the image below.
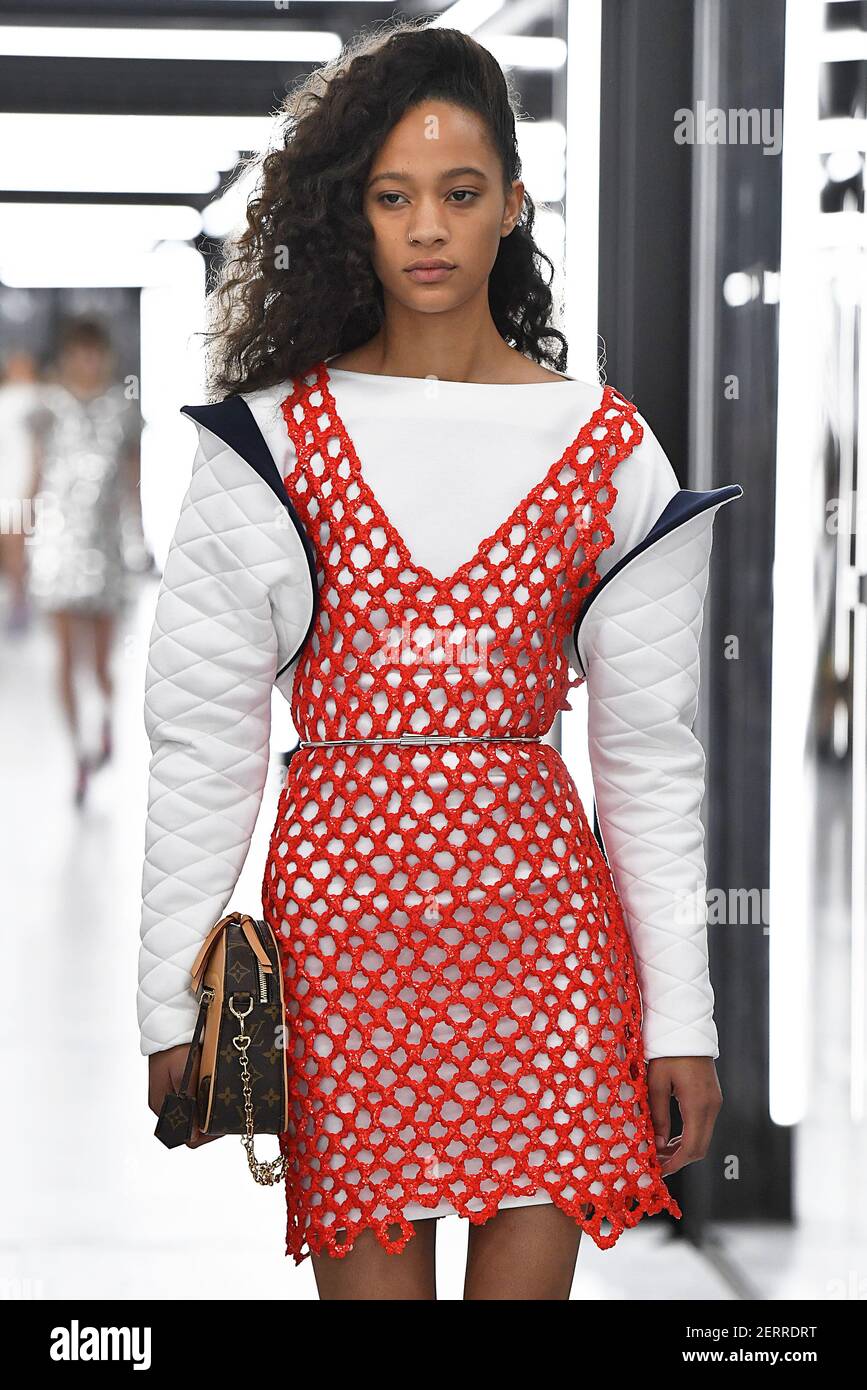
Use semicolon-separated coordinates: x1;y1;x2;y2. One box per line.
0;579;861;1301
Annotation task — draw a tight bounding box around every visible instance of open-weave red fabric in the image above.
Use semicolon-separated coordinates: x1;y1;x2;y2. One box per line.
262;360;682;1264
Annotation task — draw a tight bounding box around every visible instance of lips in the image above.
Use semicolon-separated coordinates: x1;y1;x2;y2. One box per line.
404;261;456;283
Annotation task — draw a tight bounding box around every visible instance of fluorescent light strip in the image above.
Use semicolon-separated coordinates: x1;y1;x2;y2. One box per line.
0;201;201;241
0;253;182;289
821;33;867;62
0;203;203;286
818;118;867;152
0;26;341;62
0;112;273;160
564;0;602;382
559;0;602;805
428;1;566;69
516;120;566;202
853;286;867;1121
0;159;223;195
0;113;274;196
484;37;568;70
430;0;505;31
769;0;825;1127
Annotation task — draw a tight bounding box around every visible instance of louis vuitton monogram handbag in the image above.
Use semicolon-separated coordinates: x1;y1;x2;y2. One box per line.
153;911;289;1185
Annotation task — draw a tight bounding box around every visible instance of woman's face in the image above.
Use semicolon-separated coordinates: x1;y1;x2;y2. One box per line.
59;341;112;395
362;100;523;314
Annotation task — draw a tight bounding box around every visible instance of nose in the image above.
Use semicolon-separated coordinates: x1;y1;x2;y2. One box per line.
406;198;449;247
407;227;447;248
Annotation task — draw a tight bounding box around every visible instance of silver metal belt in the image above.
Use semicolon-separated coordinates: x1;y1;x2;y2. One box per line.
296;734;543;749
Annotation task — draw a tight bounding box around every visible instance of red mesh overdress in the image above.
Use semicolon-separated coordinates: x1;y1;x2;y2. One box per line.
261;361;683;1264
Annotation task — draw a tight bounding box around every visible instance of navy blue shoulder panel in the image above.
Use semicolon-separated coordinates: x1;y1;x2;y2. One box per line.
572;483;743;656
181;395;319;676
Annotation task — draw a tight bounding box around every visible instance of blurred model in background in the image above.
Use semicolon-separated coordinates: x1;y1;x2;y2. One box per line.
0;347;44;634
28;316;142;805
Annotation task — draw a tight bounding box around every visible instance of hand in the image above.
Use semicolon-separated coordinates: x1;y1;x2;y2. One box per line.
646;1056;722;1178
148;1043;222;1148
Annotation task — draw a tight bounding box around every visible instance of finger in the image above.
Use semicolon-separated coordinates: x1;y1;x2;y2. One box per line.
655;1134;682;1154
654;1142;681;1169
659;1127;698;1175
647;1073;674;1149
658;1108;714;1176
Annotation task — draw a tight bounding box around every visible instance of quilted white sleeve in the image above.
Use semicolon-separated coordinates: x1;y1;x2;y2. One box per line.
575;493;740;1061
137;421;309;1057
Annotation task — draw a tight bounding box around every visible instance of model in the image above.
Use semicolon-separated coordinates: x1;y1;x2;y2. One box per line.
139;21;742;1301
27;316;142;804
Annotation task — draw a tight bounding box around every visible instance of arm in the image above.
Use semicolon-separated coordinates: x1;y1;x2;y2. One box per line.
137;414;313;1057
574;488;742;1061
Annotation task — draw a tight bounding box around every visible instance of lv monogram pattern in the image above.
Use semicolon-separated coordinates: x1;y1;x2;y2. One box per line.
197;919;287;1137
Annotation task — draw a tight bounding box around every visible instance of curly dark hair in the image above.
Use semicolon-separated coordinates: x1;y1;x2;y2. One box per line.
202;17;568;397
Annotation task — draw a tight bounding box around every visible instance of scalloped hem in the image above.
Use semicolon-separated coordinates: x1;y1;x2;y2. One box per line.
284;1179;682;1266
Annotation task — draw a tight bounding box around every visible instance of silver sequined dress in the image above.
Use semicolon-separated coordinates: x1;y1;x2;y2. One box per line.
27;382;141;614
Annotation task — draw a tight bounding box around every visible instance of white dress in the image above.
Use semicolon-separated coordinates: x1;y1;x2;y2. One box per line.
26;382;141;614
245;360;682;1228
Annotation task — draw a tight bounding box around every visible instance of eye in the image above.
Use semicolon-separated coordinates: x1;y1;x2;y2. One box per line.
376;189;480;207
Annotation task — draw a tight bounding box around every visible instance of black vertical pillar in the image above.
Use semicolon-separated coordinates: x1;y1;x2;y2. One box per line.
598;0;789;1237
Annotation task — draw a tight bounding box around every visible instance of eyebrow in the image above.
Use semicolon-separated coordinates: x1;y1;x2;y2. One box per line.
366;166;489;189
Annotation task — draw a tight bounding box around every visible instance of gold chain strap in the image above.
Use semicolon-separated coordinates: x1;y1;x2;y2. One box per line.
230;995;287;1186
